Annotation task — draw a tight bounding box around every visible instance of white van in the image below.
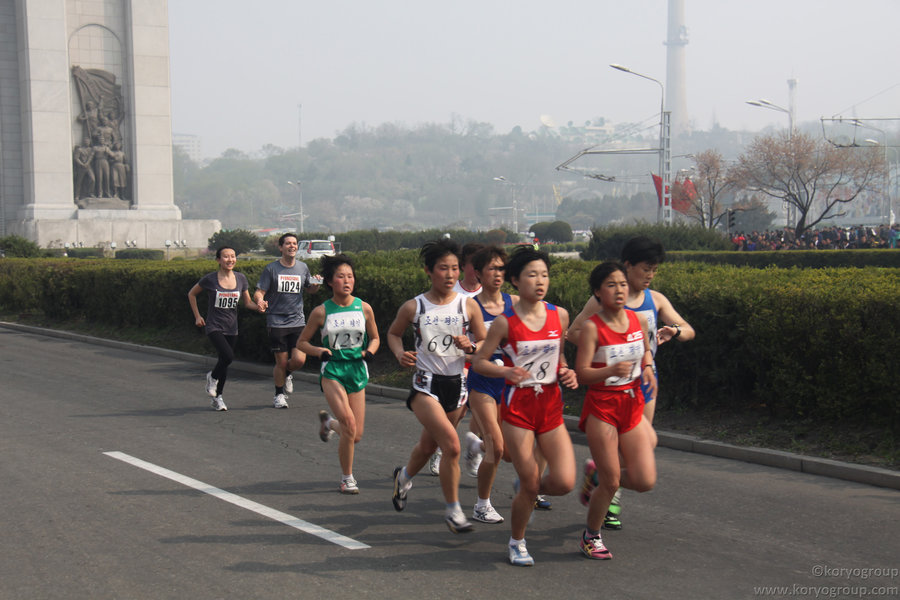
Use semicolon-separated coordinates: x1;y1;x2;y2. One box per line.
297;239;336;260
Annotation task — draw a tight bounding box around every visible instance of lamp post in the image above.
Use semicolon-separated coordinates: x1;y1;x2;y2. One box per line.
492;176;519;234
865;138;893;224
286;180;305;234
165;239;171;261
747;92;798;227
610;64;672;224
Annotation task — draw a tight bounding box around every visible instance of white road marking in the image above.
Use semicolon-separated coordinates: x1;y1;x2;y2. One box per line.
104;451;370;550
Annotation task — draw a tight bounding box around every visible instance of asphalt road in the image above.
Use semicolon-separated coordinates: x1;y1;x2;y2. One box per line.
1;328;897;599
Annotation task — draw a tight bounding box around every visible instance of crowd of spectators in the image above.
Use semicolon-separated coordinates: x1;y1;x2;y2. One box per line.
731;224;900;250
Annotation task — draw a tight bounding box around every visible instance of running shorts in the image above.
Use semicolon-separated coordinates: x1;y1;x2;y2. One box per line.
500;384;564;434
268;326;304;354
579;387;643;434
407;370;467;413
320;358;369;394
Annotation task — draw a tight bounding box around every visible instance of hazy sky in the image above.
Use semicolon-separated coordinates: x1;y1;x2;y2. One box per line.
169;0;900;158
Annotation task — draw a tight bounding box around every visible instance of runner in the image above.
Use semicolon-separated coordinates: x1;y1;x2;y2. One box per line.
388;238;486;533
464;245;517;524
297;254;380;494
574;261;658;560
569;236;694;529
187;246;261;411
471;247;578;566
426;241;484;477
253;233;321;408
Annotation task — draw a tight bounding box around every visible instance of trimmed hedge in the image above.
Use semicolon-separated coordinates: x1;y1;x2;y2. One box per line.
667;249;900;269
0;256;897;432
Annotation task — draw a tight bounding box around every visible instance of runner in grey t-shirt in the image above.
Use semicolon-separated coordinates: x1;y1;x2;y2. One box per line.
253;233;321;408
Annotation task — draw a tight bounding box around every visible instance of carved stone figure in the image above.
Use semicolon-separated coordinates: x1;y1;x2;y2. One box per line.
73;138;95;201
72;65;131;205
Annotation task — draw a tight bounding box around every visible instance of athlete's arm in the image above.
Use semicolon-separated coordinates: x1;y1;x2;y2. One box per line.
296;305;326;357
565;295;600;344
361;301;381;357
637;313;657;399
653;290;695;344
187;283;205;328
470;316;528;383
240;289;260;312
574;318;632;386
387;299;417;368
557;307;577;389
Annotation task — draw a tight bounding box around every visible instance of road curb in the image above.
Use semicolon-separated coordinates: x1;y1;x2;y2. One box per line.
2;321;897;491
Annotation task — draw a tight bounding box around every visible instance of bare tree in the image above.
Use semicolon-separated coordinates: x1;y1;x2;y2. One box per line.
730;132;883;240
672;149;736;229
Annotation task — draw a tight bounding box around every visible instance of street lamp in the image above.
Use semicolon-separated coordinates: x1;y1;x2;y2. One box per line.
865;138;893;224
286;180;305;234
165;239;172;261
492;176;519;234
610;64;672;224
746;99;794;136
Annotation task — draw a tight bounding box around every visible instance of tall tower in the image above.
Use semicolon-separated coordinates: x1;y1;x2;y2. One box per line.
665;0;690;136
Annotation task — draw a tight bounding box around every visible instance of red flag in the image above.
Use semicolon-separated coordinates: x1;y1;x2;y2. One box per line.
651;174;663;207
672;178;695;214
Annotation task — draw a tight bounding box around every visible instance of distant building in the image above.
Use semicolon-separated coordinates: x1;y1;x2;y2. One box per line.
173;133;202;163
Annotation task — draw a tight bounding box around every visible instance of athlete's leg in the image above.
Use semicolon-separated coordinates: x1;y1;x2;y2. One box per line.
584;415;621;533
502;422;537;540
534;424;576;497
468;391;503;501
618;417;657;493
410;395;464;503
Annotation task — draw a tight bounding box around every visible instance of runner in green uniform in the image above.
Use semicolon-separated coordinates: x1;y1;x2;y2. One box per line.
297;254;380;494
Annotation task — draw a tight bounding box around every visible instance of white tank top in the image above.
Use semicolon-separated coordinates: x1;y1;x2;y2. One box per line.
413;293;469;375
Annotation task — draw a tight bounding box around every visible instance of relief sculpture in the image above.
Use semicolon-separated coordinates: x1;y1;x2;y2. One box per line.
72;66;131;208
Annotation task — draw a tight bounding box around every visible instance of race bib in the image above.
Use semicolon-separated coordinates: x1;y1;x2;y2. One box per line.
513;340;559;386
419;314;465;358
214;290;240;309
325;312;365;350
277;274;303;294
596;338;644;386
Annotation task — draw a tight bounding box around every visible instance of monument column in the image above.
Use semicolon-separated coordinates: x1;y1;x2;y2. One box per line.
16;0;76;221
125;0;178;216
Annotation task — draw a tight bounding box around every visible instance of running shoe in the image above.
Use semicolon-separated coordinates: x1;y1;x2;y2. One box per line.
340;477;359;495
464;432;483;478
445;508;473;533
318;410;335;442
472;504;504;524
211;396;227;411
603;488;623;530
508;541;534;566
580;458;598;506
284;373;293;394
273;393;289;409
534;495;552;510
429;448;441;476
391;466;410;511
205;371;217;398
580;532;612;560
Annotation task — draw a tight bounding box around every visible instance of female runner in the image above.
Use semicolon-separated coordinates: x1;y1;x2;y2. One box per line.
464;245;517;524
188;246;261;410
471;247;578;566
297;254;380;494
569;236;694;529
574;262;658;560
388;239;486;533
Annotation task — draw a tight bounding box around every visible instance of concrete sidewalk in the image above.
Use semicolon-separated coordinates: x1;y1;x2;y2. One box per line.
3;320;897;491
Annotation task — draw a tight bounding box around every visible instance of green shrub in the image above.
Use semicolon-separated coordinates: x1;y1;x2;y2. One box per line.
583;223;731;260
114;249;165;260
0;235;42;258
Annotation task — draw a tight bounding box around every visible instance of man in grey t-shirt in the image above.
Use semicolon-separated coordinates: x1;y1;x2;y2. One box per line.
253;233;321;408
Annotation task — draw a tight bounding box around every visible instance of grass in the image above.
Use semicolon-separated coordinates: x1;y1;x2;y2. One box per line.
3;310;896;470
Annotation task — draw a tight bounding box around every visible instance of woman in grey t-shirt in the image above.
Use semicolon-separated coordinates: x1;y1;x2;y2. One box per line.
188;246;261;410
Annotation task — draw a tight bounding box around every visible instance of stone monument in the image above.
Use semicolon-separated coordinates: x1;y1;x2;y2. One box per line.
0;0;219;250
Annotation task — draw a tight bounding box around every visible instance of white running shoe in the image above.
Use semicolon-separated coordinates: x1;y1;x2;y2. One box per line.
318;410;335;442
429;448;442;476
472;504;504;523
273;393;289;409
464;431;484;478
211;396;227;411
340;477;359;494
508;541;534;566
284;373;293;394
445;508;473;533
205;371;217;398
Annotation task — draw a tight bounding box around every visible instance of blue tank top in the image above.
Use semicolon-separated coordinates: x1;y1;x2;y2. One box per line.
626;289;658;358
475;292;513;360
